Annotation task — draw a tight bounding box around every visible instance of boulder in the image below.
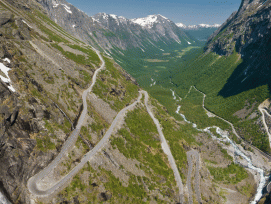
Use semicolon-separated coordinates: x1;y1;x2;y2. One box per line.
0;11;12;26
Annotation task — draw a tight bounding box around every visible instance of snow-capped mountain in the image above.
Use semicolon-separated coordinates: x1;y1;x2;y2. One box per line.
131;14;171;28
176;23;221;30
93;13;193;49
38;1;196;52
198;24;221;28
176;23;186;28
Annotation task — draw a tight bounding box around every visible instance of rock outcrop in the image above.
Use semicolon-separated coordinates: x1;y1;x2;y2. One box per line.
204;0;271;97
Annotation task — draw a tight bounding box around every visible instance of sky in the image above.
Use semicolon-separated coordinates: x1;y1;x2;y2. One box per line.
66;0;241;25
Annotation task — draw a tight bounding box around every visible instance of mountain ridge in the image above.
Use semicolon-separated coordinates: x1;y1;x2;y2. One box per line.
38;0;196;53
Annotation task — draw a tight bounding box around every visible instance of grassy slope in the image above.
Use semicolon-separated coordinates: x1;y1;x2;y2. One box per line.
92;56;139;111
59;103;179;203
110;42;204;117
114;35;270;152
172;50;270;153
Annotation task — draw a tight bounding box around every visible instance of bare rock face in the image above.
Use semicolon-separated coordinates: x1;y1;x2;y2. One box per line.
203;0;271;97
0;80;66;203
205;0;270;56
238;0;264;13
0;82;33;203
5;0;44;11
0;10;31;41
0;11;12;26
0;6;66;203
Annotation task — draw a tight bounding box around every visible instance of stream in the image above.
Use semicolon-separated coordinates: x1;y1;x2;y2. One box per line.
175;99;267;203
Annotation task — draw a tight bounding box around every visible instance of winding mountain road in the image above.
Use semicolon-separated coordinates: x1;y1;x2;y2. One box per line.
259;105;271;150
178;86;267;204
186;150;201;204
142;91;184;203
192;86;271;161
27;47;106;196
27;46;184;202
28;91;143;196
27;43;146;195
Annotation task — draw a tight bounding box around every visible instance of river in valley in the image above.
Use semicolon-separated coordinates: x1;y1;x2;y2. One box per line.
173;89;267;204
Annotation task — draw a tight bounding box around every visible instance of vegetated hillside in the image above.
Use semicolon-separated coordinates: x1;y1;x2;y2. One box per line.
36;0;202;97
37;0;196;54
0;0;260;204
205;0;271;98
169;0;271;153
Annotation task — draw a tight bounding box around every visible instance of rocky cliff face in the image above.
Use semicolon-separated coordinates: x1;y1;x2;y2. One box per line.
206;0;270;55
204;0;271;97
36;0;194;52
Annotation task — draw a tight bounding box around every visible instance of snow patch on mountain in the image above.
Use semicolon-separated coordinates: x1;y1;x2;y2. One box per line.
63;4;72;14
176;23;186;28
176;39;181;44
93;13;128;26
100;13;108;20
0;59;15;92
109;14;117;20
22;20;32;28
52;1;72;14
0;192;11;204
188;25;198;29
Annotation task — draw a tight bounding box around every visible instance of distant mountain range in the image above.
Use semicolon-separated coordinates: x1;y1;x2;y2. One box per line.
176;23;221;41
176;23;221;30
38;0;196;53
